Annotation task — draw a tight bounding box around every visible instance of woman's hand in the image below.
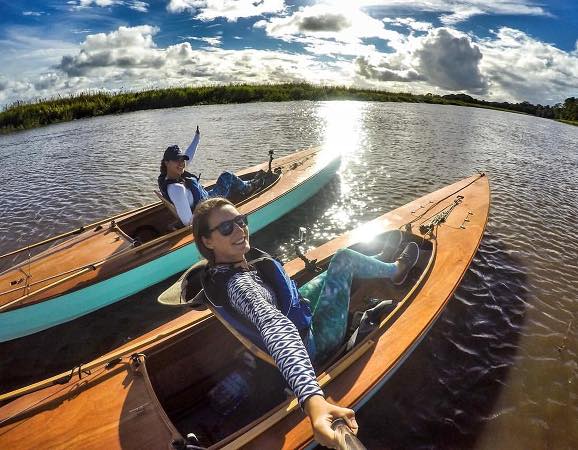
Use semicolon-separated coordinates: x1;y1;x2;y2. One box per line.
304;395;358;449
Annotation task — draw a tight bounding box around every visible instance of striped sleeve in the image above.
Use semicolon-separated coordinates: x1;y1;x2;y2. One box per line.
227;272;324;406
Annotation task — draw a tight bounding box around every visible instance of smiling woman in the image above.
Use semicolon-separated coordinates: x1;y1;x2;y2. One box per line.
157;126;260;226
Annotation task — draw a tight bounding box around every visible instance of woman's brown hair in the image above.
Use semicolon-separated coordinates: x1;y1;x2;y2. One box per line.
192;197;235;265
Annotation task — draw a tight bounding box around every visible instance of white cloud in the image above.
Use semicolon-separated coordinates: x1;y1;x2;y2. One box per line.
415;28;487;93
167;0;285;21
14;25;347;99
383;17;432;32
22;11;46;17
479;28;578;104
2;19;576;107
129;1;149;12
256;4;404;47
57;26;163;77
70;0;149;12
355;27;489;94
183;36;223;47
355;24;578;104
344;0;550;25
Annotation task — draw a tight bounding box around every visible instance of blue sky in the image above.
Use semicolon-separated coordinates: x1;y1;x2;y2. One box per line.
0;0;576;106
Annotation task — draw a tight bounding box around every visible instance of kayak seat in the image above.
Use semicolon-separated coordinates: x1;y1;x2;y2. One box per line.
188;287;276;367
154;190;184;230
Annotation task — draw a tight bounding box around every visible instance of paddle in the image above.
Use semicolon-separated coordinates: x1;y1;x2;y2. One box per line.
332;418;367;450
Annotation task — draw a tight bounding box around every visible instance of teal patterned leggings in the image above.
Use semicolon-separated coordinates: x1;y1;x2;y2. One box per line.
298;248;398;365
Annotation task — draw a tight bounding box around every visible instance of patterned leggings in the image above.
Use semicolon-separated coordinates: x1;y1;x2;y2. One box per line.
208;171;250;198
298;248;398;365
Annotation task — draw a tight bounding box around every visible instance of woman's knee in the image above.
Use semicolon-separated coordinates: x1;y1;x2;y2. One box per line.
332;248;356;263
218;171;234;183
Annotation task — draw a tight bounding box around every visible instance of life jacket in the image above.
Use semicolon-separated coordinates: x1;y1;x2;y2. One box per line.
157;171;209;207
201;248;313;353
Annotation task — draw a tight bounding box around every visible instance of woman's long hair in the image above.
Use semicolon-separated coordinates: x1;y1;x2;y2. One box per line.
159;159;167;176
192;197;235;265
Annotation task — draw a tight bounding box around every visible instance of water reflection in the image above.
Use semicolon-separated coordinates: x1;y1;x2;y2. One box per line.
315;101;371;240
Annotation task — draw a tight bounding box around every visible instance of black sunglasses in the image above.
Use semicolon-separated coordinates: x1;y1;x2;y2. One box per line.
207;214;248;236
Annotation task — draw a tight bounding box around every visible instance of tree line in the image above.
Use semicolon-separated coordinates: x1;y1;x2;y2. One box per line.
441;93;577;123
1;83;576;133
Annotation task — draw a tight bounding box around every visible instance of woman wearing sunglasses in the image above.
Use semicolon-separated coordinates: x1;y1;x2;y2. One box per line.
158;126;262;226
192;198;419;449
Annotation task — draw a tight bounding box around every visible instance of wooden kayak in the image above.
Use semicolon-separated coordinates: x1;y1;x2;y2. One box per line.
0;173;490;450
0;147;341;342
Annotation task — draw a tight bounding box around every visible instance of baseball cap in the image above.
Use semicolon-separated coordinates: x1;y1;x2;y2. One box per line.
163;145;189;161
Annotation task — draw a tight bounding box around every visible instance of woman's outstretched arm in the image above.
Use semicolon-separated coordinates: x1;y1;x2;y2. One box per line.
184;126;201;166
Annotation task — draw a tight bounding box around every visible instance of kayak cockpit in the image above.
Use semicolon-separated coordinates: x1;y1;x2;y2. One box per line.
143;230;434;448
115;169;281;245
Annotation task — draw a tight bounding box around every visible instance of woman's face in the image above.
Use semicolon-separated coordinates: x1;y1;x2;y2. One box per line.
165;158;186;178
201;204;250;263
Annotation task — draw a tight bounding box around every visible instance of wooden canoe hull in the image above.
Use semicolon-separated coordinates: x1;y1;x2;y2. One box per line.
0;147;341;342
0;173;490;450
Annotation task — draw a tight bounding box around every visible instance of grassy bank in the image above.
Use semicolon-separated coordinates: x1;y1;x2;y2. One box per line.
0;83;574;133
557;119;578;126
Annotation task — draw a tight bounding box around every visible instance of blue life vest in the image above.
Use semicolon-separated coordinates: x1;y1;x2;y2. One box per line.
201;248;313;353
157;170;209;208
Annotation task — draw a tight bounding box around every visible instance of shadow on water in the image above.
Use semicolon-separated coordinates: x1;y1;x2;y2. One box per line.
351;231;531;450
0;176;341;394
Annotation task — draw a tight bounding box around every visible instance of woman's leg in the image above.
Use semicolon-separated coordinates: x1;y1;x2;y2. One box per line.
302;248;398;364
208;171;250;198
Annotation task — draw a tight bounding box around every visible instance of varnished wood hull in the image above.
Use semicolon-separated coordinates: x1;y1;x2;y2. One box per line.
0;147;341;341
0;173;490;450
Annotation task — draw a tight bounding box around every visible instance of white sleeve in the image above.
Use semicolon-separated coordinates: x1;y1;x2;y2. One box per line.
184;131;200;167
167;183;193;226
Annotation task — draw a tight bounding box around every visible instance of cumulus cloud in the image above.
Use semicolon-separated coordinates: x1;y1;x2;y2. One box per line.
415;28;487;93
45;25;351;95
57;26;164;77
256;4;403;47
479;28;578;103
167;0;285;21
356;57;424;82
356;27;487;94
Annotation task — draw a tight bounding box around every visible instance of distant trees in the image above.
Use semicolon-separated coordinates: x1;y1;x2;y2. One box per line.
557;97;577;121
442;94;577;122
1;84;576;133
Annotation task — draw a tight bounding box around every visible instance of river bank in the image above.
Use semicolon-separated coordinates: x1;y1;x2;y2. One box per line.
2;83;575;134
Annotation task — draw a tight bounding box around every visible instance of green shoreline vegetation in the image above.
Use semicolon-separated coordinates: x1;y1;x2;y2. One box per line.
1;83;576;134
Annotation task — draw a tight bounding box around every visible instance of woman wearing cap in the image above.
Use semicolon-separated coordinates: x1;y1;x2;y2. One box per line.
191;197;419;449
158;126;257;226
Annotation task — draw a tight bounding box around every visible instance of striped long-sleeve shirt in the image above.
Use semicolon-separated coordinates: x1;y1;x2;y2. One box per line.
221;267;324;406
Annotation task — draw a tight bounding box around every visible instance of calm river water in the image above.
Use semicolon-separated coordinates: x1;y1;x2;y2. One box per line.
0;101;577;449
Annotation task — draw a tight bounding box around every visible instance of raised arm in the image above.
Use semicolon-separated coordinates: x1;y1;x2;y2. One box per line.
184;126;201;166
